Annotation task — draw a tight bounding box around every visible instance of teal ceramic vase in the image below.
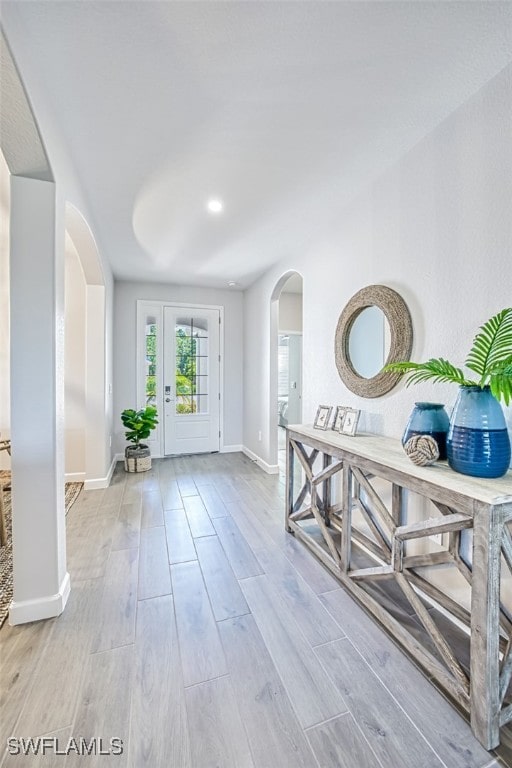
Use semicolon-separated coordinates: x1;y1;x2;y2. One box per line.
446;386;511;478
402;402;450;460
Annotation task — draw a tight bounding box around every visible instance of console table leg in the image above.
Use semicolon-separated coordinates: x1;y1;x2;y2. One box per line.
470;503;502;749
286;435;294;532
341;463;352;573
322;453;332;526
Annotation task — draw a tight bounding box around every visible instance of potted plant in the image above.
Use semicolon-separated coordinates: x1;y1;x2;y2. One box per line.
121;406;159;472
385;308;512;478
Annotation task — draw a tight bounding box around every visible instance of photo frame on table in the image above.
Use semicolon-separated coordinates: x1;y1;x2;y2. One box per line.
332;406;347;431
314;405;332;430
340;407;360;436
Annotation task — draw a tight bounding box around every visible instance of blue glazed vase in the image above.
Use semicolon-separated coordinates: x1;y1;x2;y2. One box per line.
402;402;450;460
446;386;511;478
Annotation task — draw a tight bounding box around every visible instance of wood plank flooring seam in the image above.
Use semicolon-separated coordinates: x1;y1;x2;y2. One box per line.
195;536;251;622
89;640;136;656
305;712;386;768
124;648;136;768
340;633;459;763
183;672;231;690
170;560;228;686
136;592;172;602
67;645;135;768
315;637;447;768
240;575;348;729
303;709;352;731
49;645;110;767
310;637;347;650
215;611;252;623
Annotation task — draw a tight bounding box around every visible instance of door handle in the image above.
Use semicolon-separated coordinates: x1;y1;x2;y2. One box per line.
165;397;171;403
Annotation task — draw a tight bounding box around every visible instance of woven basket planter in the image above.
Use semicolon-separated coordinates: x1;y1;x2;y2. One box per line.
124;444;151;473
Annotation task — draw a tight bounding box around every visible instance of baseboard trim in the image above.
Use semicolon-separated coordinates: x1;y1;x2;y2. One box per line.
84;454;118;490
242;446;279;475
65;471;86;483
9;571;71;625
221;444;243;454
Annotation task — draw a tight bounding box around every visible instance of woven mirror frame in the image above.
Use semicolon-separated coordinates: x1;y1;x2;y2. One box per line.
334;284;413;398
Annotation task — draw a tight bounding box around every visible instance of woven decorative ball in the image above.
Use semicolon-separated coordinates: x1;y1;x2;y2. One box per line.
404;434;440;466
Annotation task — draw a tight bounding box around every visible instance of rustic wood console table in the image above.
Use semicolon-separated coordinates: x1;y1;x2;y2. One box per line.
285;424;512;750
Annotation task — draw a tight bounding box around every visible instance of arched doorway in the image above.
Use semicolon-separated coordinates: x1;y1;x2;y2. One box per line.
65;203;108;487
269;271;303;473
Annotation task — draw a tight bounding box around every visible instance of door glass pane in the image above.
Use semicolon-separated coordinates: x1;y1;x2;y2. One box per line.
175;317;209;414
145;317;157;405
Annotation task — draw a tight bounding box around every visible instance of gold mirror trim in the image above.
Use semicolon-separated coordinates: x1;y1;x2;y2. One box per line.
334;284;413;398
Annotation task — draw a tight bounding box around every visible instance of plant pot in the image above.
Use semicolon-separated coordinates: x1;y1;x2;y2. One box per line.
124;444;151;473
402;402;449;460
446;386;511;478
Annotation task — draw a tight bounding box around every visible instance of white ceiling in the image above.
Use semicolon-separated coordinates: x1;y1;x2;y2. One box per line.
2;2;511;289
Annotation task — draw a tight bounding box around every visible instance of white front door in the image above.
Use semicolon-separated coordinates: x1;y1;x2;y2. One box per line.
163;307;220;455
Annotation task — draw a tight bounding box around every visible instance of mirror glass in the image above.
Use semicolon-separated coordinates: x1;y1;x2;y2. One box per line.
348;307;390;379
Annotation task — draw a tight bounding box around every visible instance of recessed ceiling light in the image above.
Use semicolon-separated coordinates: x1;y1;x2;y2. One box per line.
227;280;238;288
207;199;223;213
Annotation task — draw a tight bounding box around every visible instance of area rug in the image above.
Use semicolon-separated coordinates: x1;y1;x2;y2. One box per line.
0;477;83;629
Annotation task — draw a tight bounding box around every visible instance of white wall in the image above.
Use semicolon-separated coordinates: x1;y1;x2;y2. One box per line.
279;292;303;333
64;242;86;476
114;281;244;455
0;151;10;469
244;64;512;465
1;19;115;482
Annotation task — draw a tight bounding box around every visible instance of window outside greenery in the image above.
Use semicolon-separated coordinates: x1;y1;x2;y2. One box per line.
146;323;157;405
176;328;197;413
145;319;208;414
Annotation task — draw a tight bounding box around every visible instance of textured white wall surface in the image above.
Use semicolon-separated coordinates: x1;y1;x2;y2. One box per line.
9;175;68;616
64;243;86;475
243;66;512;606
244;65;512;466
113;281;244;454
0;28;115;483
0;151;10;468
279;292;303;333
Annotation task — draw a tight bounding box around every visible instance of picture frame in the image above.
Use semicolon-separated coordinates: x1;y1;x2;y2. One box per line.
313;405;332;430
332;406;347;431
340;407;360;436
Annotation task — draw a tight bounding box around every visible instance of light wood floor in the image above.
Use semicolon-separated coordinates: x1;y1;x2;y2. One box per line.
0;452;506;767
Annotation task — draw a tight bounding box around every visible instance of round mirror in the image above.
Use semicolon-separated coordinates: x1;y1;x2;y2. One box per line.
335;284;413;398
348;307;391;379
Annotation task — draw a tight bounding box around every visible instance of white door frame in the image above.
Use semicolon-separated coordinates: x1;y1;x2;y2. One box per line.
136;300;225;458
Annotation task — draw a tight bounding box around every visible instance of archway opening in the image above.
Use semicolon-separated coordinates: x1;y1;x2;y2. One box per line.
269;271;303;473
65;203;107;485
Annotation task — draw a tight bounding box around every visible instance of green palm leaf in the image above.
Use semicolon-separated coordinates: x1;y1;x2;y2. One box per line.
466;308;512;380
384;308;512;403
384;358;476;387
489;359;512;406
